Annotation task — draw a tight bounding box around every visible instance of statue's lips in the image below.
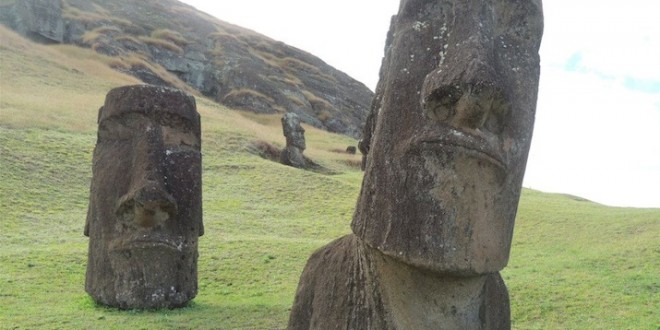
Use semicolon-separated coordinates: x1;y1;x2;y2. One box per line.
411;128;506;170
109;232;192;253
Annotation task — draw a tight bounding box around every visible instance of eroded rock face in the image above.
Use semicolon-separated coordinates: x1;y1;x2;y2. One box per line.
290;0;543;328
85;85;203;309
12;0;64;43
280;112;307;168
289;235;510;330
0;0;373;138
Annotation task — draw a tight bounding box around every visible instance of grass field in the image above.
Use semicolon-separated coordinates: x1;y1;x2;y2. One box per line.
1;26;658;329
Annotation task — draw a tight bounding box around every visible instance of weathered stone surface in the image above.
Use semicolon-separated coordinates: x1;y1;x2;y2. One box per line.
10;0;64;43
282;112;306;150
280;113;307;168
290;0;543;327
352;0;544;275
289;235;510;330
85;84;203;309
280;146;306;169
0;0;373;138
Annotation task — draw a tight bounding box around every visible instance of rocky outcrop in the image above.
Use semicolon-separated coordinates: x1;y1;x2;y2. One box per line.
7;0;64;43
0;0;373;138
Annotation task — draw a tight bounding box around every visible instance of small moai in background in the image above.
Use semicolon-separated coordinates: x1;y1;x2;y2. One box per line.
280;112;307;168
288;0;544;328
85;85;203;309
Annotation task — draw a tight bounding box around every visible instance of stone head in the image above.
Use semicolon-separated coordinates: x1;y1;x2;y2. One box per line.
282;112;306;150
352;0;543;275
85;85;203;308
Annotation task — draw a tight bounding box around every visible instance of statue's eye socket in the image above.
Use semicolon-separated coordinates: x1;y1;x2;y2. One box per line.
97;113;147;142
98;120;133;142
483;98;510;135
162;126;200;152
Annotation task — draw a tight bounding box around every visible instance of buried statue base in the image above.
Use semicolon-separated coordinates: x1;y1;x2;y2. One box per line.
84;85;203;309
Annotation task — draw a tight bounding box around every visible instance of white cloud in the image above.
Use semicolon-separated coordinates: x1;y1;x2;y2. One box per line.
541;0;660;81
525;68;660;207
526;0;660;207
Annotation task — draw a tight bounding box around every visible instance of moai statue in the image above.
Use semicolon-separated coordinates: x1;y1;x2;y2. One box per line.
85;85;203;309
280;112;307;168
289;0;543;328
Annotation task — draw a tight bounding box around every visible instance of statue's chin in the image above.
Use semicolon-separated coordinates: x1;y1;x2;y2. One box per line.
367;148;513;275
422;153;512;274
108;245;197;309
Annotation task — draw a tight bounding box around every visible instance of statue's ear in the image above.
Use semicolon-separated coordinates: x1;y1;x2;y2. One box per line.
97;106;104;124
84;203;91;237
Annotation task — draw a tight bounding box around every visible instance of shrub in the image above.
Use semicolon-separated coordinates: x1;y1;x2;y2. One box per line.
151;29;188;46
138;36;183;55
317;110;332;123
248;140;281;161
345;158;362;168
302;90;332;109
81;26;122;45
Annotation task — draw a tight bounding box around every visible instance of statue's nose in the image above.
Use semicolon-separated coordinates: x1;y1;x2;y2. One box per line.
116;183;178;228
420;0;506;131
422;82;501;130
115;123;178;228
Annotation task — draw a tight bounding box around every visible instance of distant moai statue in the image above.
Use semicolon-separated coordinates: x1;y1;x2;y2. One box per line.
289;0;543;328
280;112;307;168
85;85;203;309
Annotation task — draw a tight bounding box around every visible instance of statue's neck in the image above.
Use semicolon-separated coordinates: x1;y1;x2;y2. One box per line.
365;244;491;329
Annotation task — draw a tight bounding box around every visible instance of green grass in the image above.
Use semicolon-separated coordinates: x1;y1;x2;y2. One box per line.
1;26;659;329
504;190;659;329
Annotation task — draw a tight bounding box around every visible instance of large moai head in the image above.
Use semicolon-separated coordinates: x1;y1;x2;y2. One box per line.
85;85;203;309
352;0;543;275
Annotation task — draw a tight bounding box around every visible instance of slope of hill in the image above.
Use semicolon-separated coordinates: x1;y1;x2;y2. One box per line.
1;26;659;329
0;0;373;138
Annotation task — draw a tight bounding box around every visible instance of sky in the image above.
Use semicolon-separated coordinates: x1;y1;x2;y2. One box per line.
179;0;660;208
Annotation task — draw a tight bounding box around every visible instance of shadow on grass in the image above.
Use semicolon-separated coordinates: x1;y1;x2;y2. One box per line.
247;139;339;175
80;297;290;329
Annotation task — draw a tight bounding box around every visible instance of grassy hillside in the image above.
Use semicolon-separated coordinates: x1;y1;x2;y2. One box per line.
0;0;373;137
1;26;658;329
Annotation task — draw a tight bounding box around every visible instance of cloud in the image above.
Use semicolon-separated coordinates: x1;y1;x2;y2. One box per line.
623;77;660;93
563;52;583;72
525;0;660;207
524;67;660;207
542;0;660;81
